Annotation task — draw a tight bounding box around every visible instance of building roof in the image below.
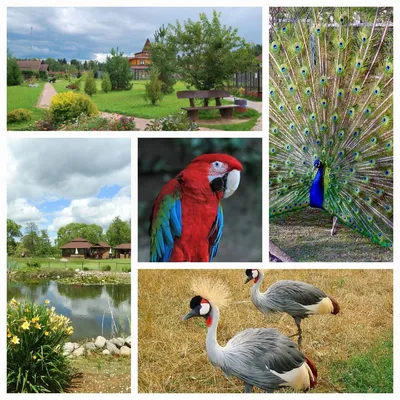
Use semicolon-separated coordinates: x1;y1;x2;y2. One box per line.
60;237;93;249
114;243;131;250
142;38;151;51
91;241;111;248
17;60;42;71
39;64;49;71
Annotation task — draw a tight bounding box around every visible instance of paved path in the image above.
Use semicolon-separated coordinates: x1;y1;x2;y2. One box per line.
228;96;263;131
37;82;57;108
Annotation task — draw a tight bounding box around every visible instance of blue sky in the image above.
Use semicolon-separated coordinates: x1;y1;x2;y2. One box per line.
7;139;131;243
7;7;262;61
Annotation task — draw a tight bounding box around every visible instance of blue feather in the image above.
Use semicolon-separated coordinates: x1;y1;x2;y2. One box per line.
310;166;324;208
209;206;224;262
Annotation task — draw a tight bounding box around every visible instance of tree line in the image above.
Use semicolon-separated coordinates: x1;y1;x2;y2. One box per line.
7;217;131;258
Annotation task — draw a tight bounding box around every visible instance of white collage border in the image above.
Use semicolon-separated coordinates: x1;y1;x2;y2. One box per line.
0;0;397;399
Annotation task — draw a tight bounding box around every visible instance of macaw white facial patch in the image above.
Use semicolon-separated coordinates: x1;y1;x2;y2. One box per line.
224;169;241;198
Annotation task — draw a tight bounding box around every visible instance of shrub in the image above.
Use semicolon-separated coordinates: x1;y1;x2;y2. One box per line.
29;118;56;131
101;265;112;272
145;112;198;131
49;91;99;125
84;71;97;97
122;267;131;273
7;299;73;393
66;77;81;91
39;70;48;81
82;266;89;271
7;58;23;86
26;261;41;269
144;70;163;105
23;70;40;80
101;72;112;93
105;47;133;90
7;108;33;123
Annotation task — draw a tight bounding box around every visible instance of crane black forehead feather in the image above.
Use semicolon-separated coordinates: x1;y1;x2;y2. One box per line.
189;295;203;309
245;269;253;277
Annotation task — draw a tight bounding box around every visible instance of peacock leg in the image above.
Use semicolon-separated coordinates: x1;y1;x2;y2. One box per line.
245;383;253;393
331;216;338;236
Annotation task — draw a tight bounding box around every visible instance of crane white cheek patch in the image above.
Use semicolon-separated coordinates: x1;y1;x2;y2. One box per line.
199;302;211;316
252;269;259;279
224;169;241;198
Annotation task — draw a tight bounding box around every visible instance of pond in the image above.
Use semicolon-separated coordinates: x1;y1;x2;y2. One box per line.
7;280;131;341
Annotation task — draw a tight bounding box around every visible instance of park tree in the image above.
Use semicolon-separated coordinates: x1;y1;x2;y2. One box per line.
106;216;131;247
168;11;258;95
7;219;22;255
101;72;112;93
150;25;178;94
22;222;40;256
84;70;97;96
7;50;23;86
105;47;133;91
144;69;163;105
56;222;104;247
37;229;53;256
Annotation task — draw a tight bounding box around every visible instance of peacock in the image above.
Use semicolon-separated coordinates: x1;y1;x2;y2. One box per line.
269;7;393;249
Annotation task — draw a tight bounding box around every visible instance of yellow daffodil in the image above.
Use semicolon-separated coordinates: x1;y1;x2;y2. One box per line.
44;331;49;336
25;308;30;312
51;306;55;312
7;331;12;338
32;355;37;360
35;323;42;329
31;316;39;323
11;336;20;345
21;321;30;330
44;300;50;305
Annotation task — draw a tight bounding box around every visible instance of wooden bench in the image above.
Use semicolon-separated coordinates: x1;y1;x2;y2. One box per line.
177;90;239;121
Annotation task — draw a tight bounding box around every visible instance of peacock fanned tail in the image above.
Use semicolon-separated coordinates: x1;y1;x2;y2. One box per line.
269;7;393;249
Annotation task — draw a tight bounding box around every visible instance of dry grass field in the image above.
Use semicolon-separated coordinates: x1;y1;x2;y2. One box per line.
138;269;393;393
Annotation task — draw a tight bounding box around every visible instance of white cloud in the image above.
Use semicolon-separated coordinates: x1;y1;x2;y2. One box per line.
8;199;46;225
93;52;111;62
48;193;131;233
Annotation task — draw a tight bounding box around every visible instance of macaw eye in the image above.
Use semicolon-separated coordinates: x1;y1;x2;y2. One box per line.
212;161;223;170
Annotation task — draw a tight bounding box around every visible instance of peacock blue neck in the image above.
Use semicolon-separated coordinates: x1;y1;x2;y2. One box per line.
310;166;324;209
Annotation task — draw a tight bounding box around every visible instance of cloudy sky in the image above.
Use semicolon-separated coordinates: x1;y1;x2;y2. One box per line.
7;7;262;61
7;139;131;243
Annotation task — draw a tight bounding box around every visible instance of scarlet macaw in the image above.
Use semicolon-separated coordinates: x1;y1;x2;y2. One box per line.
149;154;242;262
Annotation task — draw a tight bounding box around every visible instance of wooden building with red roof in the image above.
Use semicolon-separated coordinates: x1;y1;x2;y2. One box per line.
128;39;151;80
60;237;112;259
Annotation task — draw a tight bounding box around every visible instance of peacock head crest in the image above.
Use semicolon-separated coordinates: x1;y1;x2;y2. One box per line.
314;159;324;169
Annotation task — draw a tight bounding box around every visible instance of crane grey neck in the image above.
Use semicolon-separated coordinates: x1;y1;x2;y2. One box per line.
250;270;268;310
206;306;224;367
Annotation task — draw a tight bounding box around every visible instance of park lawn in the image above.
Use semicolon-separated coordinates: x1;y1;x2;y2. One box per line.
7;83;46;130
8;257;131;272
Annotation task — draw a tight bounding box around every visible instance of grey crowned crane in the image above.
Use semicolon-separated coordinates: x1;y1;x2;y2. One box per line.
183;278;317;393
245;269;340;348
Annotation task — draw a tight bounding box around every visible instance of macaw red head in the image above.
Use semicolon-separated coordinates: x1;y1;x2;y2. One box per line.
188;154;242;199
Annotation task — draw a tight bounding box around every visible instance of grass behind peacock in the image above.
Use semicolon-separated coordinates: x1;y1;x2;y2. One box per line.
269;7;393;250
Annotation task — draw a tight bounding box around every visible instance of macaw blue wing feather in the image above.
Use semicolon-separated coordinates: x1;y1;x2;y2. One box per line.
209;205;224;262
150;188;182;262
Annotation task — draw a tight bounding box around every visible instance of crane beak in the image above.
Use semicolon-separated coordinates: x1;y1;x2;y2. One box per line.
182;309;198;321
244;277;252;284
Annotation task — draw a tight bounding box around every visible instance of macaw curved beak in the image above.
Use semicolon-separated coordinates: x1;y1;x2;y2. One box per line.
244;276;252;284
223;169;241;199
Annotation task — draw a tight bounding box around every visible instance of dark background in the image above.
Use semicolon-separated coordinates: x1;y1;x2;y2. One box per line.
138;138;262;262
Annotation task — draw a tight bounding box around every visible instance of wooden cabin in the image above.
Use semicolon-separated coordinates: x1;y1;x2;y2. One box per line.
60;237;112;259
114;243;131;259
128;39;151;80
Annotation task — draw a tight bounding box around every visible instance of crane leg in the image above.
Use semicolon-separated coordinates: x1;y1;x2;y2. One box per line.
245;383;253;393
331;216;338;236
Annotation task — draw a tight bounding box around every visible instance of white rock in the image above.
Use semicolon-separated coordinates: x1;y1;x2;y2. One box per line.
71;346;85;357
63;342;75;355
102;349;110;355
106;341;120;355
110;337;125;348
85;342;97;350
124;336;131;348
120;346;131;356
95;336;107;348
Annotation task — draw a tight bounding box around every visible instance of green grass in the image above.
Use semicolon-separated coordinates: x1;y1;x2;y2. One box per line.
270;208;393;262
8;257;130;272
7;83;46;130
330;336;393;393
